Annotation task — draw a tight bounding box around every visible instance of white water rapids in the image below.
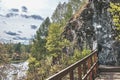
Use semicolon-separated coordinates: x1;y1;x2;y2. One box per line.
0;61;28;80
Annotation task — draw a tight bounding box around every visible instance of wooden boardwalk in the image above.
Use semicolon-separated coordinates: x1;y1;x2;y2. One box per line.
95;65;120;80
47;50;120;80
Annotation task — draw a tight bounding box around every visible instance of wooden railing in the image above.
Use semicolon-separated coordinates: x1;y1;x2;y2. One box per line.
47;50;98;80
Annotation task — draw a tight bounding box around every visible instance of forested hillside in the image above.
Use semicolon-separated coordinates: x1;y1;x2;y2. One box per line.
27;0;91;79
0;42;30;64
1;0;120;80
27;0;120;79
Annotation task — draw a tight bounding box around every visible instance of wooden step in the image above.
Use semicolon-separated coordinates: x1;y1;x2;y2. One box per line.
95;72;120;80
95;65;120;80
99;65;120;72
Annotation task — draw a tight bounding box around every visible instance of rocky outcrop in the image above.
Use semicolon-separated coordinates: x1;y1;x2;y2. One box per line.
93;0;117;65
63;3;95;52
63;0;120;65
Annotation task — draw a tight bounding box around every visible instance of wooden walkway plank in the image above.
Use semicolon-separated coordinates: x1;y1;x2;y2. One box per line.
95;72;120;80
99;65;120;72
95;65;120;80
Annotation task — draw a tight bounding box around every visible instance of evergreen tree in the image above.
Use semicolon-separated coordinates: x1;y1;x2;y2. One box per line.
46;23;62;55
5;42;14;55
27;1;91;79
40;17;51;37
64;2;73;21
51;2;67;23
28;17;51;79
0;43;9;64
46;23;70;64
31;17;51;60
15;42;21;54
69;0;82;13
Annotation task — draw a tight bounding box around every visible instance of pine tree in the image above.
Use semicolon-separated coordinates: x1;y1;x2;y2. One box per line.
14;42;21;54
31;17;51;60
51;2;67;23
0;43;9;64
64;2;73;21
46;23;62;54
46;23;70;64
69;0;82;13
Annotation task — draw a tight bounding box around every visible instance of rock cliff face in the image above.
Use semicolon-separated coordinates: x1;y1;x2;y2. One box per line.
93;0;116;65
63;0;120;65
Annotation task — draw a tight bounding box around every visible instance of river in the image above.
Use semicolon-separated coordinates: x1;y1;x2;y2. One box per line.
0;61;28;80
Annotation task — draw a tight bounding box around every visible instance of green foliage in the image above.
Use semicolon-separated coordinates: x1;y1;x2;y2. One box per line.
27;0;92;79
46;23;71;65
20;52;29;60
51;2;73;23
51;2;66;23
40;17;51;37
70;48;91;64
0;42;30;63
82;48;91;57
64;3;73;21
46;23;63;64
31;17;51;60
46;23;62;53
5;42;14;55
28;56;40;70
109;2;120;39
27;55;41;80
0;43;9;64
73;49;81;60
27;17;51;79
69;0;82;12
14;42;21;54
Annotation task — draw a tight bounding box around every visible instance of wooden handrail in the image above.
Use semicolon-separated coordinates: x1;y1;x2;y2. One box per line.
47;50;98;80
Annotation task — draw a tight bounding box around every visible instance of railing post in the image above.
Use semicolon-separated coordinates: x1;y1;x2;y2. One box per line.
70;70;74;80
95;52;98;77
83;62;87;80
90;56;94;80
93;52;98;78
88;57;92;80
78;65;82;80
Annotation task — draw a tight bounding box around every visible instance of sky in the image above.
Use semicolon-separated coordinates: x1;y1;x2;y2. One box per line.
0;0;68;17
0;0;68;44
